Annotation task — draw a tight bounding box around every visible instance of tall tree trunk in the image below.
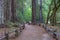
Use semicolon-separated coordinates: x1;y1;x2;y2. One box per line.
32;0;36;24
11;0;16;22
4;0;12;22
36;0;39;22
39;0;43;23
0;0;4;24
6;0;11;21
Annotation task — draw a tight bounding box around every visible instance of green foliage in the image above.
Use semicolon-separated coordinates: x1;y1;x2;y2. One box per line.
24;7;32;22
42;0;52;21
16;0;60;23
56;7;60;23
16;0;32;23
6;21;19;27
16;10;25;23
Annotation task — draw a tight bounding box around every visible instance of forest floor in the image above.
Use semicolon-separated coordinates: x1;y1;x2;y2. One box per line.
11;24;55;40
0;24;58;40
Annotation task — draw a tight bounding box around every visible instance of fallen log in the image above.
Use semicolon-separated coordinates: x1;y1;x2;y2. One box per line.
46;28;60;40
54;32;60;40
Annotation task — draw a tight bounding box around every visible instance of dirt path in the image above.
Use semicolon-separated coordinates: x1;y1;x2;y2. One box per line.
14;24;55;40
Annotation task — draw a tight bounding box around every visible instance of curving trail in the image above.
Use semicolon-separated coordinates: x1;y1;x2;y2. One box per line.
14;24;55;40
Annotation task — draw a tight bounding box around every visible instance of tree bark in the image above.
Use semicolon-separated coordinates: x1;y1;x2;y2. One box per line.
32;0;36;24
4;0;12;23
0;0;4;24
11;0;16;22
39;0;43;23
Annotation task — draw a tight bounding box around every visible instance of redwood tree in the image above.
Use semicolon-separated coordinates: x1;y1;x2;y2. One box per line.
32;0;36;24
11;0;16;22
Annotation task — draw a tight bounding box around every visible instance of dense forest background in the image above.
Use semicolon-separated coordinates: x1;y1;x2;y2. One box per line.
16;0;32;23
16;0;60;25
0;0;60;26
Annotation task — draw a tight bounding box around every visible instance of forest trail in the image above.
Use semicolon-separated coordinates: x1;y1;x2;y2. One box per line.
13;24;55;40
